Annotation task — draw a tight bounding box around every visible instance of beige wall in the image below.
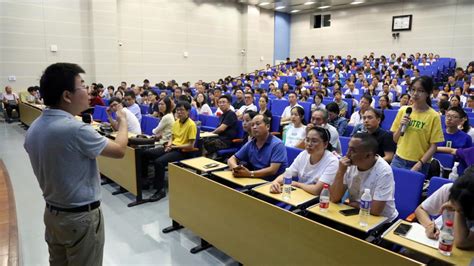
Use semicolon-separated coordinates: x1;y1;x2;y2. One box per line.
0;0;274;92
290;0;473;67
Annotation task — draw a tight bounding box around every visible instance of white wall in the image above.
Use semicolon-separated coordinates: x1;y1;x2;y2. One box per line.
0;0;274;92
290;0;474;67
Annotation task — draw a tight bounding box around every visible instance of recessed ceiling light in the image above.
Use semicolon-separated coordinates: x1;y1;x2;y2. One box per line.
318;5;331;9
275;6;286;10
304;1;316;5
350;1;363;4
259;2;270;6
291;9;300;13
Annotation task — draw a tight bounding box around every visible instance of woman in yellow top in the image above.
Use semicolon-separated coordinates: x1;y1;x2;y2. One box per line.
390;76;444;175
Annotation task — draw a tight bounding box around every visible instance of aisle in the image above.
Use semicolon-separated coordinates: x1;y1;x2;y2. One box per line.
0;121;236;265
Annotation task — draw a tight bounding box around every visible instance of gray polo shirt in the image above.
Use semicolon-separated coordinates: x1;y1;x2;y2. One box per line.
24;108;108;208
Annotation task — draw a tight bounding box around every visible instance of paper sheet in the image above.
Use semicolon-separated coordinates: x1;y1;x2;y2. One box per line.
401;222;439;249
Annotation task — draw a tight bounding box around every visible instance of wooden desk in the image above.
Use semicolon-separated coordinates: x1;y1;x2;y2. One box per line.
212;170;267;187
167;164;422;265
200;131;218;138
19;102;44;126
180;156;227;173
383;220;474;265
306;203;388;233
252;182;317;207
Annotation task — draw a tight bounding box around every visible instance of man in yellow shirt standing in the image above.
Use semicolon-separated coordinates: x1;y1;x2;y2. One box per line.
142;101;197;201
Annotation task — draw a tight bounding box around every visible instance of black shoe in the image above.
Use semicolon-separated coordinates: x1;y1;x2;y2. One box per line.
148;190;166;202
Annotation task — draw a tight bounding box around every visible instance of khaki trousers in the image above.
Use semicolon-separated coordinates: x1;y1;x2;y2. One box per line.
43;206;104;266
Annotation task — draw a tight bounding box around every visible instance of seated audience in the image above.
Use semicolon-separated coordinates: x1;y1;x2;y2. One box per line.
283;106;306;148
1;85;20;122
228;114;287;181
378;95;392;111
307;108;342;154
242;110;257;143
232;89;245;110
270;126;339;195
329;133;399;222
333;90;348;117
311;93;325;112
123;91;142;122
326;102;348;136
106;97;141;135
258;95;272;120
203;95;238;158
281;92;302;123
147;90;159;116
348;94;372;126
193;92;212;115
142;101;197;201
152;97;174;145
26;86;43;104
236;91;257;119
352;108;396;163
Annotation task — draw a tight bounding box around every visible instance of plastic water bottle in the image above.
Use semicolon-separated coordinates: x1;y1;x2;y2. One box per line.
359;188;372;227
438;220;454;256
282;168;292;201
319;184;330;212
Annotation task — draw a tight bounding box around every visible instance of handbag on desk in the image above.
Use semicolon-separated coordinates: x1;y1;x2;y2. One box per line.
128;135;156;146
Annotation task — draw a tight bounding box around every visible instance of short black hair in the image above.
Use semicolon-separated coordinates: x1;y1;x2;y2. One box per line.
243;110;257;119
352;132;378;154
109;97;122;106
175;100;191;111
39;63;85;106
219;94;232;103
361;94;373;104
124;91;135;99
326;102;340;114
255;113;271;126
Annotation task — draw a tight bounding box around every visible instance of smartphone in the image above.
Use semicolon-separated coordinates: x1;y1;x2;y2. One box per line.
339;208;360;216
203;163;219;169
394;223;412;236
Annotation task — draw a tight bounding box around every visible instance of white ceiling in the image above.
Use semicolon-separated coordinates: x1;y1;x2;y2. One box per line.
238;0;403;13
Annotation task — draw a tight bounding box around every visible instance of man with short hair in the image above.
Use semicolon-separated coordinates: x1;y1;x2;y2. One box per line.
348;94;372;126
107;97;142;135
202;95;238;158
1;85;20;122
236;91;257;119
232;88;245;110
326;102;348;136
142;101;197;202
281;92;302;123
228;114;287;181
24;63;128;266
123;91;142;122
329;133;398;222
307;108;342;154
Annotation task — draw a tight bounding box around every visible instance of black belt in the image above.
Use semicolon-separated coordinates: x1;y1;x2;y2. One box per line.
46;201;100;213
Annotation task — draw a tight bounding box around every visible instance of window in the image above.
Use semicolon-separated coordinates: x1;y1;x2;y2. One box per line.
312;14;331;29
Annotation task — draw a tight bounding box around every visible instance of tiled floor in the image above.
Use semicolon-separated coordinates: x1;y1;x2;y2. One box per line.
0;121;237;265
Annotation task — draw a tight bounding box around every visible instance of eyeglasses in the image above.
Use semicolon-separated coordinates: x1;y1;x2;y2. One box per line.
304;138;321;145
446;115;460;120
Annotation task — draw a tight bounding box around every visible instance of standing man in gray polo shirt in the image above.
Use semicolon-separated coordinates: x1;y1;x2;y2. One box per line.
24;63;129;266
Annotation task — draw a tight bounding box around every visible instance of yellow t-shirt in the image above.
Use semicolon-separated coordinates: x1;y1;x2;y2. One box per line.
171;118;197;146
390;106;444;161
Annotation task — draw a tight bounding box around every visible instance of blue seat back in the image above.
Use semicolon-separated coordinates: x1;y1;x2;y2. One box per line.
381;109;399;130
298;101;312;123
92;105;107;121
140;115;159;135
139;104;149;114
392;166;425;219
339;136;351;155
271;115;281;132
427;176;453;197
271;99;289;116
286;146;303;166
433;153;455;169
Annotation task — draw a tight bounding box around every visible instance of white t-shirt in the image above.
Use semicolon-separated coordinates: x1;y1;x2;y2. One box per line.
198;103;212;115
288;150;339;185
1;92;18;101
343;156;398;222
344;88;360;95
237;103;257;115
123;108;142;135
349;111;363;126
281;103;302;120
284;124;306;147
152;113;174;143
421;183;452;228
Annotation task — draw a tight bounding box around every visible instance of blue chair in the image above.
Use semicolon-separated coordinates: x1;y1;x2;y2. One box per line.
216;121;246;159
271;115;282;133
339;136;350;155
298;101;312;123
427;176;453;197
381;109;398;130
92;105;106;122
200;114;219;132
286;146;303;166
271;99;289;116
139;104;149;114
392;166;425;219
433;152;455;170
343;125;354;137
140;115;159;135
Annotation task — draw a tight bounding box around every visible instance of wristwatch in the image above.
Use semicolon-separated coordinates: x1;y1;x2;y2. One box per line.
250;171;254;177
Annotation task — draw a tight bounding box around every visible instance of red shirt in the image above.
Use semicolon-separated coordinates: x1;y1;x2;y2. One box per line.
90;96;105;107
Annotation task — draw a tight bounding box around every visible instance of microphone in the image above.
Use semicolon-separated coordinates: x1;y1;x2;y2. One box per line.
400;107;412;136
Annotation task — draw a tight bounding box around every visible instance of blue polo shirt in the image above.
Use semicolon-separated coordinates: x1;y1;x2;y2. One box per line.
235;134;287;181
24;109;108;208
439;130;472;149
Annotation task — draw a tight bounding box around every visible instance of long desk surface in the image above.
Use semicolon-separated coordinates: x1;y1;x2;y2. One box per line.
306;203;388;233
168;163;422;265
212;170;267;187
383;220;474;265
180;156;227;173
19;102;44;126
252;182;317;207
